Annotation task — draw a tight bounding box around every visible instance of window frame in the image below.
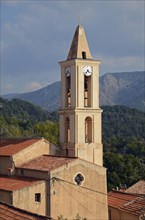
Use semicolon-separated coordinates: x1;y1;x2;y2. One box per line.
35;193;41;203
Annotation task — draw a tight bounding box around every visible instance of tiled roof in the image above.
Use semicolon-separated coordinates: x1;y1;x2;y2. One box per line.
18;155;77;171
0;201;51;220
0;175;43;191
108;190;145;216
0;138;41;156
125;180;145;194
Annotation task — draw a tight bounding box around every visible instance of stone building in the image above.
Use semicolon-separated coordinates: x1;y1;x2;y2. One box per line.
0;25;108;220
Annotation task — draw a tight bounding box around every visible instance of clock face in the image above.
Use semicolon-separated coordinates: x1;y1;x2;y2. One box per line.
83;65;92;76
65;66;71;77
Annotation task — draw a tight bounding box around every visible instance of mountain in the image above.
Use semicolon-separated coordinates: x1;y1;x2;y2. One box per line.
100;71;144;110
3;81;61;112
3;71;145;111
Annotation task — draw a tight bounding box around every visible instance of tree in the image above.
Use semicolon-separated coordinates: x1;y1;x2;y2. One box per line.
34;120;59;144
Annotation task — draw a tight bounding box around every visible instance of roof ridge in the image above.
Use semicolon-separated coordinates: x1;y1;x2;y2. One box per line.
43;154;77;159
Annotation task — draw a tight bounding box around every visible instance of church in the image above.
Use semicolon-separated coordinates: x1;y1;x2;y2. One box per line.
0;25;108;220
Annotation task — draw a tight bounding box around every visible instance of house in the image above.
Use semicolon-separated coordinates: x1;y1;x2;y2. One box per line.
0;175;46;216
0;137;55;176
108;190;145;220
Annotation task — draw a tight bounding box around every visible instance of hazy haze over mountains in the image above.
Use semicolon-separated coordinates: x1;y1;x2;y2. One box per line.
3;71;145;112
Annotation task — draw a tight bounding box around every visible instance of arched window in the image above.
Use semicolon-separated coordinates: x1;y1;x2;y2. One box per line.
65;117;70;143
85;117;92;143
84;75;91;107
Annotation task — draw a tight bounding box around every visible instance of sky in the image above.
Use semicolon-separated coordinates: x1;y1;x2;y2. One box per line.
0;0;145;95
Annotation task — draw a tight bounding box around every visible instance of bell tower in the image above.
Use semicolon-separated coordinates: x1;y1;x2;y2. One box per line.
59;25;103;166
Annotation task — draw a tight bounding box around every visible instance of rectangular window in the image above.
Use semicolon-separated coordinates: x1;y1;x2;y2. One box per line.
82;51;86;59
35;193;41;202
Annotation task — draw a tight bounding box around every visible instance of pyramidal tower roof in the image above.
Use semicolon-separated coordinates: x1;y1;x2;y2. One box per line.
67;25;92;60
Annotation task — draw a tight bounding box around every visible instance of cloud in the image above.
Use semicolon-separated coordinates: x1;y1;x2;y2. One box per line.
23;82;43;93
1;1;144;94
98;55;144;74
4;84;14;93
3;22;32;46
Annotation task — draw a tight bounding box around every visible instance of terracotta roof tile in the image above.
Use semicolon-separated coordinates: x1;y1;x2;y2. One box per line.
0;201;51;219
18;155;77;172
108;190;145;216
125;180;145;194
0;175;43;191
0;138;41;156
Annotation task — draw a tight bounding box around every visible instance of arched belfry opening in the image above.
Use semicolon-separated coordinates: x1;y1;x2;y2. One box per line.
65;117;70;143
66;75;71;108
85;117;92;143
84;75;91;107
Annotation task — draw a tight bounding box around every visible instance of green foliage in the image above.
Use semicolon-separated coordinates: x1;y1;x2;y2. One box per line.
73;214;81;220
57;214;87;220
34;120;59;145
0;98;49;122
0;98;58;143
102;105;145;190
57;215;67;220
102;105;145;137
73;214;87;220
1;97;145;191
104;152;145;191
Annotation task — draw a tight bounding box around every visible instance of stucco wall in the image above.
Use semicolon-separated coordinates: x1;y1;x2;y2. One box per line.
16;159;108;219
16;168;49;180
13;139;49;166
0;156;13;175
109;207;139;220
0;190;12;204
13;181;46;216
50;159;108;220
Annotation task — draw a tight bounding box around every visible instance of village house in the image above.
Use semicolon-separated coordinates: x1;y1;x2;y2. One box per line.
108;190;145;220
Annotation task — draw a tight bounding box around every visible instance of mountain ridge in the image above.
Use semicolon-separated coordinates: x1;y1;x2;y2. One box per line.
3;71;145;112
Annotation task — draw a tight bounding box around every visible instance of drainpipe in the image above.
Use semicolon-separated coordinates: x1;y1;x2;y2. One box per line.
46;174;51;217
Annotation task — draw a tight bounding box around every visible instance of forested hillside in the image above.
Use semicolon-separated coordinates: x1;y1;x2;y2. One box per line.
0;98;59;143
102;105;145;190
0;97;145;190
